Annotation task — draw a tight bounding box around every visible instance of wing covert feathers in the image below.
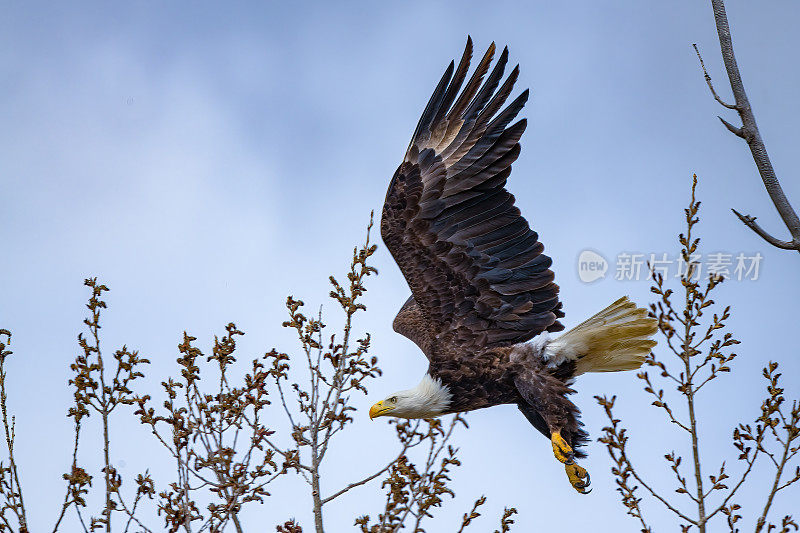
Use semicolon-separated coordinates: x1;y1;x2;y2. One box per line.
383;38;563;355
392;296;434;357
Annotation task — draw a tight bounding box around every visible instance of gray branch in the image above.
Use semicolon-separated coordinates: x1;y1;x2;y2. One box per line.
695;0;800;252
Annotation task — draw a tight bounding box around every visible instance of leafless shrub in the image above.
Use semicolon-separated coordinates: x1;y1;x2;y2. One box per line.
0;215;515;532
57;278;151;533
0;330;28;533
596;175;800;532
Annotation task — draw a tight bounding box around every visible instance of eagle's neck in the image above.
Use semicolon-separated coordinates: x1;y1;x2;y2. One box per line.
404;374;453;418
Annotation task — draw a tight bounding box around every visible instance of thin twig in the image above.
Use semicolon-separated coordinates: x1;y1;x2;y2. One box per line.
693;44;737;110
322;441;413;505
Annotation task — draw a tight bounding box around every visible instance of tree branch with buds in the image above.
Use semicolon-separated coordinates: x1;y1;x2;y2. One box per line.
598;175;800;532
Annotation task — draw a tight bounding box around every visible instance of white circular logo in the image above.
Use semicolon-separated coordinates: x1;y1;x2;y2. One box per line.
577;250;608;283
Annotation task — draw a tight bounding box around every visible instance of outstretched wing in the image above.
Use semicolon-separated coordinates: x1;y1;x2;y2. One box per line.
382;38;563;357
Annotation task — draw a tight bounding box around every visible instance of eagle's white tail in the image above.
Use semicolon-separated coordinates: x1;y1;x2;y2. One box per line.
543;296;658;375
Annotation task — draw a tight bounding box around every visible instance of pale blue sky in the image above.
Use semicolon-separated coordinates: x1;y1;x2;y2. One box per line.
1;1;799;531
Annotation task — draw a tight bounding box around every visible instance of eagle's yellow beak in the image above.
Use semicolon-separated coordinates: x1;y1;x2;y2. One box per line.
369;400;394;420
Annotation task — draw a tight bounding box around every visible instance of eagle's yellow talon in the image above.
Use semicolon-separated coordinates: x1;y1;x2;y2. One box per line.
565;462;591;494
551;430;574;464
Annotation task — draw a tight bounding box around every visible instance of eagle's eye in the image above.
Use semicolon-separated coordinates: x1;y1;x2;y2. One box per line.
389;396;398;404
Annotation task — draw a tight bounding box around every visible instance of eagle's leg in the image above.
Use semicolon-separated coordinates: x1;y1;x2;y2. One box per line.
515;372;592;494
551;429;574;464
517;402;592;493
552;430;591;493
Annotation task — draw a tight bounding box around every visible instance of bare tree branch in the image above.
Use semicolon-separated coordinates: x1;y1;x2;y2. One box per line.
694;0;800;252
731;209;800;250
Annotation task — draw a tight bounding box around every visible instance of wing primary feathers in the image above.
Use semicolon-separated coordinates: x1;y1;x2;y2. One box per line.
461;46;509;123
475;65;520;127
486;92;529;136
406;60;455;158
432;36;473;129
448;43;496;121
443;129;524;198
384;40;563;358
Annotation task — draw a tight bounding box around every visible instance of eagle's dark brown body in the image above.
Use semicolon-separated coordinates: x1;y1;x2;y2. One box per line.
432;347;520;413
394;296;588;456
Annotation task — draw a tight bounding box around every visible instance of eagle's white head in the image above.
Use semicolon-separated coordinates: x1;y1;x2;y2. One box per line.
369;374;452;420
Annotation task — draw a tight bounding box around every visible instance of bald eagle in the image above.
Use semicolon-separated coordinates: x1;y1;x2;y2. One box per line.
368;38;658;493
